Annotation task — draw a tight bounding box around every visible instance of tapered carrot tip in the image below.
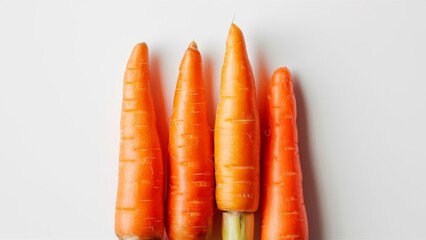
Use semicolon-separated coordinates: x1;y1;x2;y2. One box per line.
127;42;148;68
272;67;291;82
188;41;198;50
272;67;294;93
135;42;147;49
227;23;245;46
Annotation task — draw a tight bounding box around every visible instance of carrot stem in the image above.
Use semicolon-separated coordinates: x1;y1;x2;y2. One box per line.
222;212;254;240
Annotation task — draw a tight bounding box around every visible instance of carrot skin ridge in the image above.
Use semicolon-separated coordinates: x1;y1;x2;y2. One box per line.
115;43;165;240
261;67;309;240
166;41;214;240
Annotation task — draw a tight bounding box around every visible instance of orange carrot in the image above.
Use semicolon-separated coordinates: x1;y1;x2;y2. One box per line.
261;67;309;240
215;23;260;240
115;43;164;240
167;41;214;240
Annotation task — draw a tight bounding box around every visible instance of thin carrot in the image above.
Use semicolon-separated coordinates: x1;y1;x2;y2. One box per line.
115;43;164;240
261;67;309;240
215;23;260;240
167;41;214;240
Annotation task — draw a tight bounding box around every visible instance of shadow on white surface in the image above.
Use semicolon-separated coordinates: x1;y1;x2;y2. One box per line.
293;75;324;240
203;55;216;130
256;49;270;240
150;53;170;240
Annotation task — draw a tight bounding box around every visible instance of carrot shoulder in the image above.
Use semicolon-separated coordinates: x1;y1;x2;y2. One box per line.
261;67;309;240
215;23;260;240
115;43;164;240
167;41;214;240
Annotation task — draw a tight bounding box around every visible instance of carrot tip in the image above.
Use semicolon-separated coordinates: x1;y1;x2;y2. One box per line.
133;42;148;52
227;23;245;46
188;41;198;50
231;21;243;30
230;22;238;31
126;42;149;69
276;66;290;73
136;42;147;47
273;67;292;83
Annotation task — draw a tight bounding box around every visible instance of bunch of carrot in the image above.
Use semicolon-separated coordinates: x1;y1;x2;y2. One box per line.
114;23;308;240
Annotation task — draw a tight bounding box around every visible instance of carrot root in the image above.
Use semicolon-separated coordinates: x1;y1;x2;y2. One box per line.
166;41;214;240
115;43;164;240
260;67;308;240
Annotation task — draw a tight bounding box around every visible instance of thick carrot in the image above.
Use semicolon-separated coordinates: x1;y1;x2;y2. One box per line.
215;23;260;240
167;41;214;239
115;43;164;240
261;67;309;240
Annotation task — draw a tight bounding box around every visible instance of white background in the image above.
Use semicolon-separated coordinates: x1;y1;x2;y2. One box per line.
1;1;426;239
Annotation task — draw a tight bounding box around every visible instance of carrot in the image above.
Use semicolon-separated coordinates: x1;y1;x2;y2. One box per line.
115;43;164;240
167;41;214;239
261;67;309;240
215;23;260;240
